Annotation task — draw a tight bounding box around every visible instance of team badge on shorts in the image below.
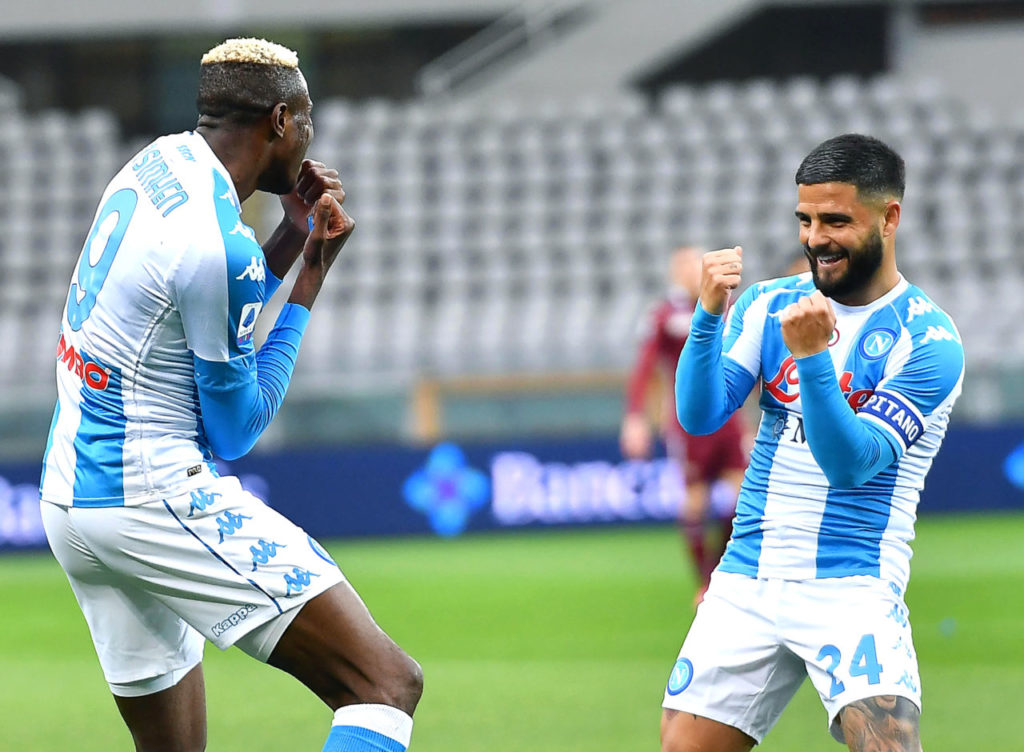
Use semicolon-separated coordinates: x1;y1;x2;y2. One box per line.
307;535;336;566
666;658;694;695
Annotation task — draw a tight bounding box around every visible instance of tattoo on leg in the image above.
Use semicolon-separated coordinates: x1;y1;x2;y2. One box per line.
840;696;922;752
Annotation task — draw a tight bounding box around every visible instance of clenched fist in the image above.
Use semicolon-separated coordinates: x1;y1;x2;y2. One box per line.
780;290;836;358
699;246;743;315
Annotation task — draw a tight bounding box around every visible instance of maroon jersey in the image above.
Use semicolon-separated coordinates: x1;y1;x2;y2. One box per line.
625;292;697;440
625;292;747;481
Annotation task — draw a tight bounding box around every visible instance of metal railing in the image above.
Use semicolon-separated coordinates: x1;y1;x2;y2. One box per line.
415;0;598;97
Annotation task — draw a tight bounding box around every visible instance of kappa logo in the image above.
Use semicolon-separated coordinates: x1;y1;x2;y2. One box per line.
860;328;897;360
284;567;320;596
216;511;252;543
905;296;935;324
666;658;694;695
211;604;257;637
230;221;258;244
896;671;919;694
188;489;221;517
236;255;265;282
236;301;263;345
250;539;286;571
921;325;957;345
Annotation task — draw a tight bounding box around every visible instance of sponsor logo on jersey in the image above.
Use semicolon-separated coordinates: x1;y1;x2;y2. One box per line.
666;658;694;695
763;356;875;409
211;603;258;637
236;301;263;346
55;333;112;391
859;328;897;359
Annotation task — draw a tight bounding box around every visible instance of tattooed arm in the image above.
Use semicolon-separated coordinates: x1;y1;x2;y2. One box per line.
840;696;922;752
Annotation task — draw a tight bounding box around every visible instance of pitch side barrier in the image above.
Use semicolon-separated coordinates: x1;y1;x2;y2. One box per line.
2;426;1023;550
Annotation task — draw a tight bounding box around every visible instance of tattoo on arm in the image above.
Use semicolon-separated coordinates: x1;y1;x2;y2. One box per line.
840;695;922;752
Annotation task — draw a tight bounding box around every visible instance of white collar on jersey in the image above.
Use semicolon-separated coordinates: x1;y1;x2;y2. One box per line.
828;274;909;315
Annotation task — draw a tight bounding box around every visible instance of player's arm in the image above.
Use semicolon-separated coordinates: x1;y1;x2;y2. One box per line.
261;159;346;298
781;291;897;487
676;247;758;435
620;310;661;458
179;197;350;460
782;292;964;488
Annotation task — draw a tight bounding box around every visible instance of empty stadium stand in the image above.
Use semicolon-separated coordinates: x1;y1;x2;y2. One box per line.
1;74;1018;433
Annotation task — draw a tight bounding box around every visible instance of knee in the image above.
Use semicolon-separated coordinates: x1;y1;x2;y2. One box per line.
385;652;423;716
344;649;423;716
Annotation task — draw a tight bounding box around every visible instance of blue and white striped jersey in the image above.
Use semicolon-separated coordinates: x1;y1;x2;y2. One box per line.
678;273;964;592
41;131;301;508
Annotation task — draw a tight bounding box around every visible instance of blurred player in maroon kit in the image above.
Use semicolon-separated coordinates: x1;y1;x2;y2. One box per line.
620;247;748;602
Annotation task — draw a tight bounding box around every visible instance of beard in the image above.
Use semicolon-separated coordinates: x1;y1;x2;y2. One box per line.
806;227;884;300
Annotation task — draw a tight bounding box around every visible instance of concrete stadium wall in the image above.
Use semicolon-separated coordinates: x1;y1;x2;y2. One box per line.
897;18;1024;121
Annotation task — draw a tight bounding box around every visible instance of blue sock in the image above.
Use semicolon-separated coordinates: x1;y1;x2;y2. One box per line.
321;704;413;751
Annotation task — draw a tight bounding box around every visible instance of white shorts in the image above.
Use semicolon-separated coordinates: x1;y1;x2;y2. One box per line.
662;571;921;743
41;476;345;693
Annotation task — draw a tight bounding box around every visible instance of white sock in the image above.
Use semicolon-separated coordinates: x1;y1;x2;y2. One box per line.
321;703;414;751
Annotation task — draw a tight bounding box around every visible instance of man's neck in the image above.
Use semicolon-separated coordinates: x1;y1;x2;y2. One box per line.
196;126;262;203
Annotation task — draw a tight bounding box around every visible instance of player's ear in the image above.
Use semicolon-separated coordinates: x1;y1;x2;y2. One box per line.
882;200;900;238
270;102;288;139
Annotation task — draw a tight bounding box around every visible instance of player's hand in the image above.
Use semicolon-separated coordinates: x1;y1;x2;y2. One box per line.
779;290;836;358
302;193;354;275
699;246;743;315
620;413;653;459
281;159;345;233
288;194;354;310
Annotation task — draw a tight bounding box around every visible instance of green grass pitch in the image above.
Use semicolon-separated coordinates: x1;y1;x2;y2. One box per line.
2;513;1022;751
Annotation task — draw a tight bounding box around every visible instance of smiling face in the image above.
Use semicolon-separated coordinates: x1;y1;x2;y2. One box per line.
795;181;900;306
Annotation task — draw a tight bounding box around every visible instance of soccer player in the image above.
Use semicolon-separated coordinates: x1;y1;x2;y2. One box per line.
39;39;421;752
660;134;964;752
620;246;748;603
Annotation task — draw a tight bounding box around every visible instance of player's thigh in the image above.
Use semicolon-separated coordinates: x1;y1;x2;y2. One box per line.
839;695;922;752
782;577;922;744
41;501;206;690
661;572;805;745
267;579;423;713
661;709;756;752
69;477;345;655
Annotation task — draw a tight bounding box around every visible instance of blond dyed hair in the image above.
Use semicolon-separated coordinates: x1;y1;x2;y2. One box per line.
196;38;306;125
201;38;299;69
